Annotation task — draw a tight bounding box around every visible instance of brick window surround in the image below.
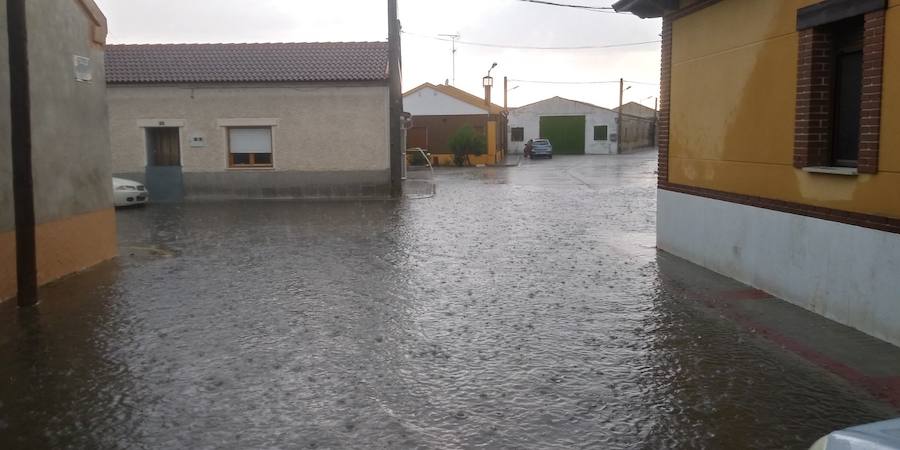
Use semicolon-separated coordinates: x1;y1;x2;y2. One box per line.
794;1;886;174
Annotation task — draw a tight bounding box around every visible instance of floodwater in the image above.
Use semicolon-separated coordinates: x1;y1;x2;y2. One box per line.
0;152;895;449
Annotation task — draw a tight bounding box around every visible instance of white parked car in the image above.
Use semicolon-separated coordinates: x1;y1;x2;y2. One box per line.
112;177;149;207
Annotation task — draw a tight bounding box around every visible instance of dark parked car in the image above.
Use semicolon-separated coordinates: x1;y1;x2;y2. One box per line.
531;139;553;158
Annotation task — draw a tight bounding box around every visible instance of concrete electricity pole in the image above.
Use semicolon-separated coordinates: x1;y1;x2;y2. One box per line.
6;0;38;307
618;78;624;155
504;76;508;110
388;0;403;197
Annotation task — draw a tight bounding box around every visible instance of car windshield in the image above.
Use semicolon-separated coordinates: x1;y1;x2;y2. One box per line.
534;140;550;145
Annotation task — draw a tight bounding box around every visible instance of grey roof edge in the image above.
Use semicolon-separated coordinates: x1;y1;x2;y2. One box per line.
105;41;389;47
510;96;619;114
106;79;391;86
612;0;678;18
105;41;390;84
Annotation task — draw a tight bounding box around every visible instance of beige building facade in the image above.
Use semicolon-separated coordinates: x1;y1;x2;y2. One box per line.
1;0;117;301
106;43;392;199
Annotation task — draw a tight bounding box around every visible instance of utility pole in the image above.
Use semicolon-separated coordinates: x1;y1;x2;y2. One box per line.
388;0;403;197
438;33;459;85
7;0;38;307
503;76;509;155
617;78;624;155
504;76;508;110
654;96;659;146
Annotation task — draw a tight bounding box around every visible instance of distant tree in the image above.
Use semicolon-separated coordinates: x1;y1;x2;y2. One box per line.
448;125;486;166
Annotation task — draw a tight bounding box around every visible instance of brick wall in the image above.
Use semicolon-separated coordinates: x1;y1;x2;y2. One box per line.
859;9;886;174
658;18;672;184
793;7;886;171
793;27;834;168
660;182;900;235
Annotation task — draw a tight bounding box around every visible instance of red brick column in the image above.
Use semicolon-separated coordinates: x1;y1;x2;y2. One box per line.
794;27;834;168
658;18;672;185
859;10;886;174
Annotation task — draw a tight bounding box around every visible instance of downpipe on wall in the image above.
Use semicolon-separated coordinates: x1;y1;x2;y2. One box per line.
6;0;39;307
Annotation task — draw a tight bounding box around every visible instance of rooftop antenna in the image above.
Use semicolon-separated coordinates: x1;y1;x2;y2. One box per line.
438;33;460;85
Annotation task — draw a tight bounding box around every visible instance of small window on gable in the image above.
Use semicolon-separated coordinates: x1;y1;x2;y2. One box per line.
594;125;609;141
511;127;525;142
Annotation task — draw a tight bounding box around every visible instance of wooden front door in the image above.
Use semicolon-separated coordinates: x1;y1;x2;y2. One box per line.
147;127;181;166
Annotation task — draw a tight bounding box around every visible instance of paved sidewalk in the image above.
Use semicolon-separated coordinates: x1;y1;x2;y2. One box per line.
657;251;900;410
620;145;659;155
495;153;521;167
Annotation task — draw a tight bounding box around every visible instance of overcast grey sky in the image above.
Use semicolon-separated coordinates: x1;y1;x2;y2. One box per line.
94;0;662;109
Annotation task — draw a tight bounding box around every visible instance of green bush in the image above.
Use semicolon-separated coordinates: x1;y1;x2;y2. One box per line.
448;125;486;167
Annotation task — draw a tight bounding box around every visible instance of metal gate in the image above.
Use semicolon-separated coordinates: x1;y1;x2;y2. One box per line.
539;116;586;155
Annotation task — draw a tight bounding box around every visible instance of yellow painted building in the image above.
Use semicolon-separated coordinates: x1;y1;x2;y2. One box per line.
616;0;900;346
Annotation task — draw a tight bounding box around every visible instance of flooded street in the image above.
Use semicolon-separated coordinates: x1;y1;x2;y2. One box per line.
0;151;896;449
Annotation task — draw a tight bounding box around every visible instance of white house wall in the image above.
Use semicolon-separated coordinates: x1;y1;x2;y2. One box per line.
403;86;489;116
108;83;391;198
658;189;900;347
507;97;619;155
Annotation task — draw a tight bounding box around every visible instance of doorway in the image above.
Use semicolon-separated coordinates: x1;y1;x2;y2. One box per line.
145;127;185;202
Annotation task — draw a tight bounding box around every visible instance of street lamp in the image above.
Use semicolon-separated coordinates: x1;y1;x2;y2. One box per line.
483;62;498;106
484;62;498;85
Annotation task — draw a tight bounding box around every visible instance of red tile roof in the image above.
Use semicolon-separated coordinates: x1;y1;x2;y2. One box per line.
106;42;389;84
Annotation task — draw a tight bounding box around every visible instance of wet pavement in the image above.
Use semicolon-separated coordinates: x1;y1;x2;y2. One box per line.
1;151;898;449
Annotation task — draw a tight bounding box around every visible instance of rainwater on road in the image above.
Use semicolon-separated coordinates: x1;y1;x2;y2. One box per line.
0;152;896;449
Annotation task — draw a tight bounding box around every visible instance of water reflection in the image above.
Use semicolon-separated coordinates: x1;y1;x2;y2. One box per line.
640;253;895;449
0;155;893;448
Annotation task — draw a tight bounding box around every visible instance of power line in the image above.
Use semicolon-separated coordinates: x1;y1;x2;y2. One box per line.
510;79;660;86
514;0;620;13
511;79;620;84
402;31;660;51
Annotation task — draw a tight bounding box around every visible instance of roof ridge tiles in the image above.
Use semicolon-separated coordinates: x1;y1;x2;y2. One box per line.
106;42;390;84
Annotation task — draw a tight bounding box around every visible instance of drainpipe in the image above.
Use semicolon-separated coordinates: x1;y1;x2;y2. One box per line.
6;0;38;306
388;0;403;197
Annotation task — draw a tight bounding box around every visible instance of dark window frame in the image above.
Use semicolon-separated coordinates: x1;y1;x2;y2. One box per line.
830;16;864;167
511;127;525;142
793;1;885;174
593;125;609;141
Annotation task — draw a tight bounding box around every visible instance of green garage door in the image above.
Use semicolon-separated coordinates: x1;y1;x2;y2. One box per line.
539;116;585;155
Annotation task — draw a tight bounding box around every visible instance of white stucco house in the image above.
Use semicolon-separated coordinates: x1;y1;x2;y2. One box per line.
402;82;507;166
106;42;392;200
507;97;620;155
